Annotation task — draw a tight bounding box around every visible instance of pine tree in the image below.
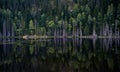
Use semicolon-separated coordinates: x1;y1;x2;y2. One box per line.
29;19;34;35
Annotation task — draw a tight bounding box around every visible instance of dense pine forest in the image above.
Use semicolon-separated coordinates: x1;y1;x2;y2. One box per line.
0;0;120;38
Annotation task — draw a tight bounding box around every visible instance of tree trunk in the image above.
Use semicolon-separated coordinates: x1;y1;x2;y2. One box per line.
115;20;118;36
80;26;82;36
3;20;6;37
54;28;57;37
92;25;97;37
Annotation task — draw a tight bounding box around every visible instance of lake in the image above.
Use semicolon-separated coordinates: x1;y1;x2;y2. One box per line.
0;38;120;72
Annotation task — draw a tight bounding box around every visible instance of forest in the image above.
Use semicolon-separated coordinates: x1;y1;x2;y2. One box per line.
0;0;120;38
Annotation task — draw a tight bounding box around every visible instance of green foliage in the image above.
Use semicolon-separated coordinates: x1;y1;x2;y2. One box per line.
84;25;90;35
107;4;114;17
68;24;72;32
47;47;55;54
13;22;17;31
1;9;12;17
58;20;62;27
88;14;92;23
29;20;35;34
85;4;90;15
107;58;114;70
71;18;76;25
21;17;26;29
93;17;96;23
73;4;79;13
79;21;83;27
81;12;86;21
29;45;34;55
29;20;34;30
47;20;55;28
40;27;46;35
77;13;82;22
92;17;96;28
117;4;120;20
73;62;79;69
97;12;103;23
40;13;46;26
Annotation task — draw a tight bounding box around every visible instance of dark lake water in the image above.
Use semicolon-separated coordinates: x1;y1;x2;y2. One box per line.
0;38;120;72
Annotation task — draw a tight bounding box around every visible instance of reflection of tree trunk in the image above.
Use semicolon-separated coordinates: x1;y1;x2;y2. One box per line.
109;38;112;48
115;38;118;54
63;37;67;53
103;39;109;51
3;35;7;55
3;40;7;55
100;39;103;49
93;38;97;49
34;42;37;55
79;39;83;50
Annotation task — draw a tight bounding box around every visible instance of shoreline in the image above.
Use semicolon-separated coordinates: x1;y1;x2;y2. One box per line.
0;35;120;39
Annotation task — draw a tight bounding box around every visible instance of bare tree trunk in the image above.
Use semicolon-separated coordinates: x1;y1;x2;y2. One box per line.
63;28;66;37
3;20;6;37
115;20;118;36
106;24;109;36
80;26;82;36
77;29;79;37
103;24;106;36
11;25;14;42
109;27;112;37
62;20;66;37
100;26;103;36
54;28;57;37
92;25;97;38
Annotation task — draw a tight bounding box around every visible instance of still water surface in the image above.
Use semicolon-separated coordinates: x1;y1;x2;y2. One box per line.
0;38;120;72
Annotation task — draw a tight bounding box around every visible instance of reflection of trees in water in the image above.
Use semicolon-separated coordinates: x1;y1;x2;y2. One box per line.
0;38;120;72
114;38;120;55
93;38;97;50
100;38;113;51
99;38;120;52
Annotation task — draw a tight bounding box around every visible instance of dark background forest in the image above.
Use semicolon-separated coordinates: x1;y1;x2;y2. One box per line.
0;0;120;37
